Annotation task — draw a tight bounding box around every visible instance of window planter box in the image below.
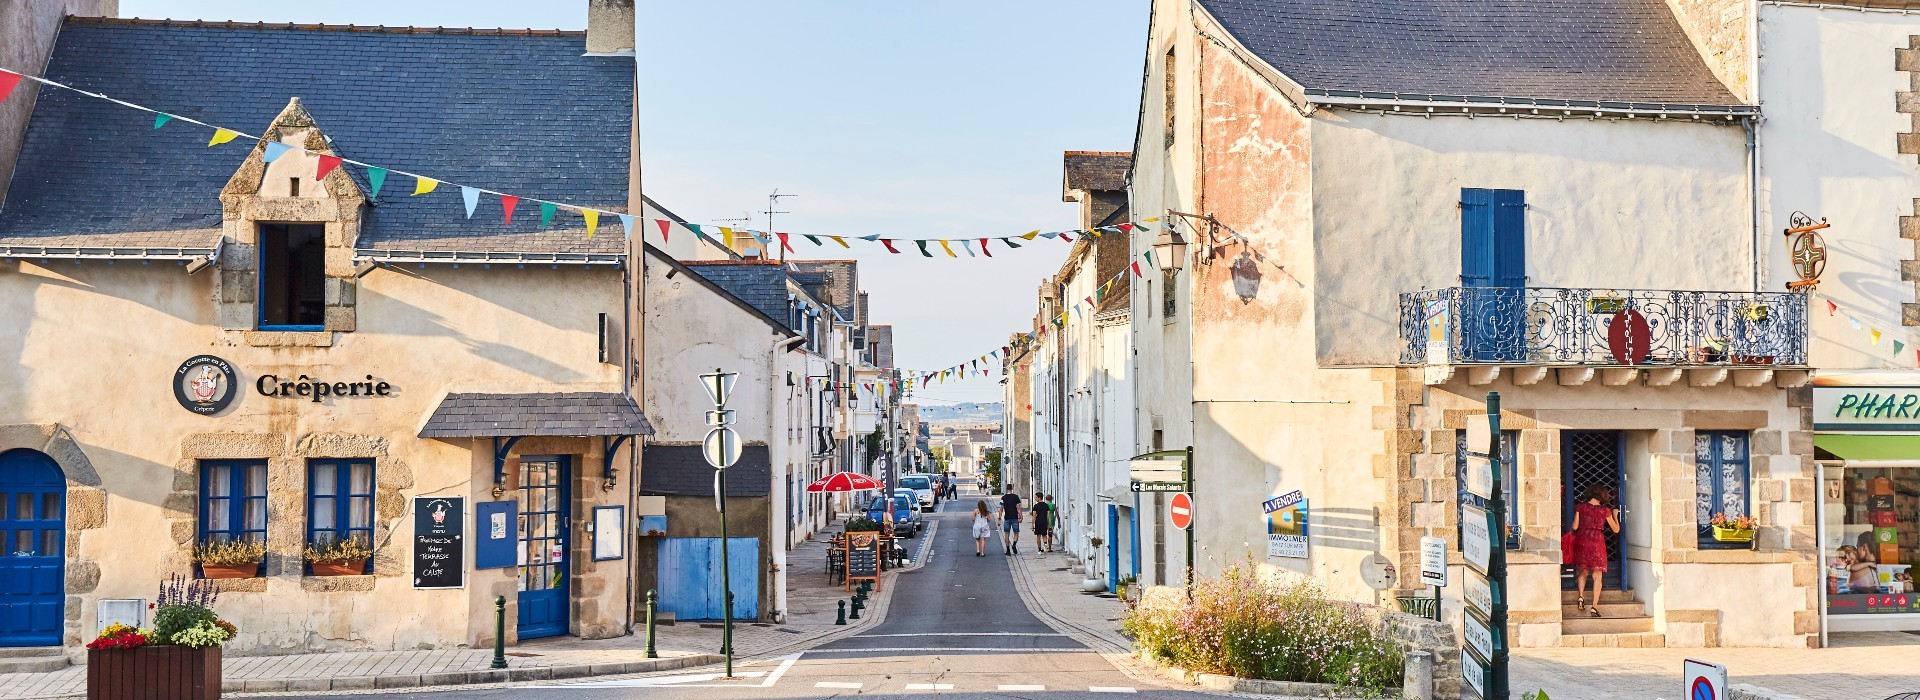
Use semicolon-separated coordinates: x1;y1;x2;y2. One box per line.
1711;526;1755;544
310;560;366;577
199;563;259;579
87;645;220;700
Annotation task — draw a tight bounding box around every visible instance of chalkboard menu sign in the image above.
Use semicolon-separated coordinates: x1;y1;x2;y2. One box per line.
413;497;465;589
845;532;881;590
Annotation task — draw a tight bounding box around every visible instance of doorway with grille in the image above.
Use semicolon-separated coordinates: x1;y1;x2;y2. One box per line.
1562;431;1627;590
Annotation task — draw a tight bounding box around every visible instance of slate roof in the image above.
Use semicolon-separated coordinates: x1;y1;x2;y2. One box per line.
1194;0;1743;106
1063;151;1130;193
681;261;794;329
786;260;859;321
419;392;654;438
0;18;633;254
640;445;771;497
648;245;797;337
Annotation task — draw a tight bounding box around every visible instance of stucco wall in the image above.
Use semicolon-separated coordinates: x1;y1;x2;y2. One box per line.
0;1;117;205
1310;113;1752;366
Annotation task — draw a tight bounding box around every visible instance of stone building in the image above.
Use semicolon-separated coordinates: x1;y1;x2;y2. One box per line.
0;7;650;659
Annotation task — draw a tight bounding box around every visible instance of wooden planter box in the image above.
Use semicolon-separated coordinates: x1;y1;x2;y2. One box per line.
88;646;221;700
199;564;258;579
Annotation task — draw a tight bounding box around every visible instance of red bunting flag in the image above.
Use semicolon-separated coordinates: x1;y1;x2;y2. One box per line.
1085;296;1095;307
881;239;900;254
315;154;343;182
1827;299;1838;316
1131;261;1143;277
500;195;520;225
0;70;21;106
776;232;795;254
1059;232;1075;243
979;238;992;257
654;218;672;242
1117;223;1135;234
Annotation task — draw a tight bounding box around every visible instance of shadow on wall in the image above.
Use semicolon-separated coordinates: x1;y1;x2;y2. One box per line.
358;265;602;384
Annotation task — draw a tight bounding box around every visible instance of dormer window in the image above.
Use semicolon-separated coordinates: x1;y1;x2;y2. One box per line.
258;223;327;330
288;178;300;197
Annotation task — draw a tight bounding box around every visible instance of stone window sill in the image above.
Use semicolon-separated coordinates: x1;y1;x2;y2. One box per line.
242;330;333;347
300;574;376;592
1663;549;1800;564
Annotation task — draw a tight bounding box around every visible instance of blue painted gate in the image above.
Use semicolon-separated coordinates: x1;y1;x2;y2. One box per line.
516;456;570;639
0;449;64;647
656;537;759;621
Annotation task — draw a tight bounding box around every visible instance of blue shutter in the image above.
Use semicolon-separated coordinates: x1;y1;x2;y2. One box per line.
1459;188;1494;287
1491;189;1526;288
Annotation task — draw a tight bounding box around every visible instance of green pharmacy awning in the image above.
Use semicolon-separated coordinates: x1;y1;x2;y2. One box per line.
1814;433;1920;463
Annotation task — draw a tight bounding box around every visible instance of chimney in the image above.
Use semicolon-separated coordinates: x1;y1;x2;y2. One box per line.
585;0;635;55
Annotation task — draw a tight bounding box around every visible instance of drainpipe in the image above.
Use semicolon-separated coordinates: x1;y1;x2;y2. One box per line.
1746;118;1762;292
769;334;806;623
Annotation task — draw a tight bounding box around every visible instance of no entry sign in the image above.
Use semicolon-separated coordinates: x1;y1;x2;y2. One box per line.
1169;492;1193;530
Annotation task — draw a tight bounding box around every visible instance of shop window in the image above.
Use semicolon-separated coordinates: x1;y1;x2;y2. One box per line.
1823;467;1918;615
307;459;375;573
258;222;327;330
199;460;267;574
1695;431;1751;549
1455;430;1520;548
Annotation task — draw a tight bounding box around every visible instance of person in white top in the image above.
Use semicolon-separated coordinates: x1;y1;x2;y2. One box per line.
971;500;992;556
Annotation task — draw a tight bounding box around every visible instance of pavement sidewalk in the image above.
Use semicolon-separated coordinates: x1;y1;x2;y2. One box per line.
1512;631;1920;699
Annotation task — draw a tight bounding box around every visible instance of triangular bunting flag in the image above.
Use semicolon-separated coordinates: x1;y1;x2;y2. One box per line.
501;195;520;225
938;240;957;258
721;227;736;250
1003;237;1022;249
1144;250;1157;268
959;240;975;257
1059;232;1075;243
315;155;342;181
1021;230;1040;240
1849;315;1862;329
803;234;821;246
881;239;901;254
539;202;558;229
619;214;635;238
412;175;438;195
1131;261;1143;277
979;238;992;257
829;236;849;248
1040;232;1058;239
1898;340;1908;357
1873;328;1884;345
367;167;387;198
859;234;881;242
1827;300;1838;316
208;129;241;147
461;186;481;218
1117;223;1135;234
916;241;933;257
262;141;293;162
777;232;795;253
583;210;599;239
0;70;18;106
655;219;672;242
153;113;173;129
1144;217;1161;223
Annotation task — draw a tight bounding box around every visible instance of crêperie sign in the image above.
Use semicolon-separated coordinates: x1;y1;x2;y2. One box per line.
257;374;394;403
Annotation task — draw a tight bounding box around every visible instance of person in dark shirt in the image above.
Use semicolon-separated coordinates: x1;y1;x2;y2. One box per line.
999;491;1024;555
1031;493;1053;553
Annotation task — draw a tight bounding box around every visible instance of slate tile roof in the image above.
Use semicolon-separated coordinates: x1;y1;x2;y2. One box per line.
640;444;771;497
1063;151;1130;193
418;392;654;438
1194;0;1743;106
0;18;633;254
786;260;858;321
681;261;794;328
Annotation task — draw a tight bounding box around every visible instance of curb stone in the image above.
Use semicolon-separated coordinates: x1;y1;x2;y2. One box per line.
1144;652;1404;699
208;654;723;695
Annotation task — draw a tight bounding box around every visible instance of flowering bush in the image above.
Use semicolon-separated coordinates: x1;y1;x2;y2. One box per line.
1710;512;1758;531
170;620;232;649
1122;560;1404;689
304;536;373;564
191;539;266;566
151;574;234;648
86;623;150;650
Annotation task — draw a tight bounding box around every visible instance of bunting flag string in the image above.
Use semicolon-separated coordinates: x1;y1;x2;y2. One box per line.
0;64;1165;256
1817;292;1916;366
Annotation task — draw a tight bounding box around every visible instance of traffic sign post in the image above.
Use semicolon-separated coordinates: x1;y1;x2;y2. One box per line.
1169;492;1193;530
1683;659;1727;700
1129;448;1195;594
1460;392;1509;699
698;368;741;679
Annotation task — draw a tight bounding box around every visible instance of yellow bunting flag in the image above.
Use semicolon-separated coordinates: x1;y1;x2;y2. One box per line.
1143;217;1160;223
207;129;241;146
1872;328;1884;345
412;176;438;196
828;236;849;248
582;210;599;239
938;240;957;257
1020;230;1040;240
721;227;736;250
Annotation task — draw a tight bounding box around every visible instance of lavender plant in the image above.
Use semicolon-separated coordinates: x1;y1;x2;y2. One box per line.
152;574;230;646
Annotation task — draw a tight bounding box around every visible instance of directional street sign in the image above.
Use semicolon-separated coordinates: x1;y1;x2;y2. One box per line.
1168;492;1193;530
703;427;741;469
1461;503;1492;574
1463;648;1490;698
1131;481;1183;493
1459;394;1508;700
1465;568;1493;614
1463;608;1496;661
1128;458;1184;484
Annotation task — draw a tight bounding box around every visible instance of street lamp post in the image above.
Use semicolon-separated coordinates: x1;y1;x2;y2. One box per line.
699;368;741;678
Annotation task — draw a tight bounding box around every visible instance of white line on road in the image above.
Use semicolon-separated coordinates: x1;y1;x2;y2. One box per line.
803;647;1086;653
904;683;955;690
855;632;1067;638
531;654;800;689
815;681;863;689
1089;687;1137;693
998;684;1047;691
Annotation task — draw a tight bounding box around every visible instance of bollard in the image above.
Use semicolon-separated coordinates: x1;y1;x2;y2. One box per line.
1402;650;1433;700
836;600;847;625
644;590;659;659
848;598;861;620
490;596;507;670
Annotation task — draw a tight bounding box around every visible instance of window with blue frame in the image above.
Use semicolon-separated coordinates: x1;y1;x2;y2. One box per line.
307;459;375;572
200;460;268;572
1456;430;1520;548
258;222;327;330
1695;431;1751;549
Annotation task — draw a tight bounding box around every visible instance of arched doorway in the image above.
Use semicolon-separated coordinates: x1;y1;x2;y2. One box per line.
0;448;65;646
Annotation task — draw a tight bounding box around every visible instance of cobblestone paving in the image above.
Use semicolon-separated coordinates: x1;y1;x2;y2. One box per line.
1512;631;1920;699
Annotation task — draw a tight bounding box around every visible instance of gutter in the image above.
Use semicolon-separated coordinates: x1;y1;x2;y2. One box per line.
1303;90;1757;121
354;249;625;266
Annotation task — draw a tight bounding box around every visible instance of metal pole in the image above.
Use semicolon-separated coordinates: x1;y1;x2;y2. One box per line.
718;466;733;677
1184;445;1195;594
490;596;507;669
645;589;658;658
1486;391;1508;700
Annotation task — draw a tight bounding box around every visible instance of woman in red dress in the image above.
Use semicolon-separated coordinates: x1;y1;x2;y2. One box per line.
1569;484;1621;617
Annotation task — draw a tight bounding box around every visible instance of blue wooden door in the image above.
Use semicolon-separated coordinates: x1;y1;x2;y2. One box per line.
1461;188;1527;361
0;449;64;646
655;537;758;620
515;456;570;639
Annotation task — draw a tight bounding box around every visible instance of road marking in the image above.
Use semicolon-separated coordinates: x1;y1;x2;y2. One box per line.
1090;687;1137;693
855;632;1067;638
533;654;800;688
905;683;955;690
815;681;863;689
999;684;1046;691
804;647;1086;653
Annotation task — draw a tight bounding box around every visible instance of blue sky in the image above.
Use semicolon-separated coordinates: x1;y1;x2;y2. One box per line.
122;1;1151;402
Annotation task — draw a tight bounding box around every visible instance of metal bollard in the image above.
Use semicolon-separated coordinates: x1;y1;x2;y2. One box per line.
644;590;658;659
490;596;507;670
848;598;861;620
1402;650;1433;700
836;600;847;625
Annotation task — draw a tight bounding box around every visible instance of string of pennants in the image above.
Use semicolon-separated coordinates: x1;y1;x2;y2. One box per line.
1817;292;1916;365
0;67;1158;252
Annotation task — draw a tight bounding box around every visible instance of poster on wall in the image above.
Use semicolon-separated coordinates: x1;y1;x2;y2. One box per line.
1264;491;1309;559
473;501;517;570
592;506;625;561
412;497;465;589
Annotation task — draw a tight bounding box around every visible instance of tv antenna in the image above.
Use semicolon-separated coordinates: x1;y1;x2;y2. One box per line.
764;188;798;261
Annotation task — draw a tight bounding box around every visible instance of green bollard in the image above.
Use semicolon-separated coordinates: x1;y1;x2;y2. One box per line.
490;596;507;670
645;589;658;659
848;597;861;620
836;600;847;625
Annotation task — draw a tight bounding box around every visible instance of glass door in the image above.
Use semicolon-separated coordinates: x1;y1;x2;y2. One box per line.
515;456;570;639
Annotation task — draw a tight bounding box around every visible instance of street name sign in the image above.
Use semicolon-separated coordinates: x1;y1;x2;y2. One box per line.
1465;568;1493;614
1128;458;1185;484
1169;492;1193;530
1463;648;1489;699
1131;481;1184;493
1463;608;1496;661
1419;536;1448;587
703;427;741;469
1461;504;1492;574
1464;453;1493;499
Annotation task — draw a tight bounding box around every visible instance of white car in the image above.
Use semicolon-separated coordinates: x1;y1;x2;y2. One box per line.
897;474;937;512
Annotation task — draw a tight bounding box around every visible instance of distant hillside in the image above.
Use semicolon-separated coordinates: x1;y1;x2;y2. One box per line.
917;402;1003;425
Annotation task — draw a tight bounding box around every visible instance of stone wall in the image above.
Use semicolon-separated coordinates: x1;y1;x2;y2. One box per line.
1664;0;1752;101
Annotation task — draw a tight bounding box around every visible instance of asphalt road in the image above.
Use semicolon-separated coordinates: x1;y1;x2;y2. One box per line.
282;487;1210;699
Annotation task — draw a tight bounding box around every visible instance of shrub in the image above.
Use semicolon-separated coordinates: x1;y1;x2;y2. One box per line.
304;536;373;564
1122;559;1404;690
845;517;883;532
151;574;233;647
191;539;266;566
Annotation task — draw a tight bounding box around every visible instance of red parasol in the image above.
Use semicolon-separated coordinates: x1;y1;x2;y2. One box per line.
806;471;885;493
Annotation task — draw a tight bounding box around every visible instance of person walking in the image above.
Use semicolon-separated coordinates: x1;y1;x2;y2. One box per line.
1031;493;1052;553
1000;490;1024;555
1568;483;1621;617
971;500;992;556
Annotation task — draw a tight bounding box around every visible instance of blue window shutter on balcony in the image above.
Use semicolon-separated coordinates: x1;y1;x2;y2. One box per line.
1460;188;1494;287
1491;189;1526;288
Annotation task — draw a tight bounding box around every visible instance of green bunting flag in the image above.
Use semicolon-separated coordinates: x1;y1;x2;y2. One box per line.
539;202;558;229
153;113;173;129
804;234;822;246
916;241;933;257
366;167;387;198
1003;237;1022;249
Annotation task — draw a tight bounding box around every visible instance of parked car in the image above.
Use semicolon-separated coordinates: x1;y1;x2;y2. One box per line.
898;474;937;512
865;492;920;537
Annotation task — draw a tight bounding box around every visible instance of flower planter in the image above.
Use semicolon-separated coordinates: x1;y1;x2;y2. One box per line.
88;645;221;700
199;563;259;579
310;560;366;577
1711;526;1755;544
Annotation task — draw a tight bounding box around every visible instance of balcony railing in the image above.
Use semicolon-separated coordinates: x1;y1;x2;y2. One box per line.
1399;287;1807;367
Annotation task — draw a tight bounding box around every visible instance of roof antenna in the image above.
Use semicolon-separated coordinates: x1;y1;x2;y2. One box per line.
764;188;798;262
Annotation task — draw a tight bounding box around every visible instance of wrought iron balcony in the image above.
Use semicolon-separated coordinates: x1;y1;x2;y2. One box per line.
1399;287;1807;367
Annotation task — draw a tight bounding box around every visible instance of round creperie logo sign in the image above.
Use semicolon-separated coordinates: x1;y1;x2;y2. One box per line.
174;355;238;415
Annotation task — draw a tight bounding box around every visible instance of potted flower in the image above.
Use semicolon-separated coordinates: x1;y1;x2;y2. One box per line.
1710;512;1758;544
191;539;265;579
304;536;373;576
845;517;883;533
87;575;234;700
1082;537;1107;592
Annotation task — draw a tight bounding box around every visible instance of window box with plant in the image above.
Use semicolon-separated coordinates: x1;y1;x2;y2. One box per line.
191;539;265;579
1709;512;1757;545
305;536;373;576
86;575;235;700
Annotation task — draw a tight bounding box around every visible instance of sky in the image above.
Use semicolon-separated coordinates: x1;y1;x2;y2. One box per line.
121;1;1152;403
